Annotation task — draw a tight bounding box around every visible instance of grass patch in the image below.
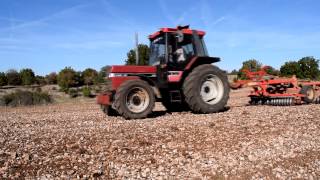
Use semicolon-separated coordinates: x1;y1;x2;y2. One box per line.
68;89;78;98
82;87;94;98
0;90;52;107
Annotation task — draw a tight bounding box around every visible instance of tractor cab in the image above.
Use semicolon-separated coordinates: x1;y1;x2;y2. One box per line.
148;25;213;70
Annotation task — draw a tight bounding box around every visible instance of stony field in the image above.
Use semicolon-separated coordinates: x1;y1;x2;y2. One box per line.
0;88;319;179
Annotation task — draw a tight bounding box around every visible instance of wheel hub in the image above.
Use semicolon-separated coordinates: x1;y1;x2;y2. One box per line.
204;86;210;93
200;74;224;105
307;89;314;99
132;96;141;106
126;87;150;113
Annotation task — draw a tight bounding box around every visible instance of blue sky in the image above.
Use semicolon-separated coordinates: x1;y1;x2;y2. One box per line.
0;0;319;75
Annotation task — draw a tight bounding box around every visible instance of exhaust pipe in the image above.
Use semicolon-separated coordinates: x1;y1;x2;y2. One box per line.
135;32;139;65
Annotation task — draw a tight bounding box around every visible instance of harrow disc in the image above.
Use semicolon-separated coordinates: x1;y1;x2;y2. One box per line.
314;97;320;104
267;98;294;106
249;97;294;106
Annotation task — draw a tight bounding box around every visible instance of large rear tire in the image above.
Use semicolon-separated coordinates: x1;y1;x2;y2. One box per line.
183;64;230;113
114;80;155;119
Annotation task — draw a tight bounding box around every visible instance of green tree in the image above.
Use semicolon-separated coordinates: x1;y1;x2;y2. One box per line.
57;67;77;90
280;57;319;79
82;87;92;97
6;69;22;86
35;75;47;85
75;71;84;86
125;44;150;65
97;66;111;83
298;56;320;79
45;72;57;84
0;72;8;86
20;68;35;85
264;66;280;76
280;61;301;78
82;68;98;85
238;59;262;79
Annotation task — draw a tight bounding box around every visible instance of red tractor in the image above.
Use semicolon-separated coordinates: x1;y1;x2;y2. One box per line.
97;26;230;119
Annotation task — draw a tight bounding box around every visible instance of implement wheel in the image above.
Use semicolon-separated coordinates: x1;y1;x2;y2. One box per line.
300;86;315;104
114;80;155;119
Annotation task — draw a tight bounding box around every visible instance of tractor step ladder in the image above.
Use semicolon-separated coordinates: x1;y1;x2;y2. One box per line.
170;90;182;103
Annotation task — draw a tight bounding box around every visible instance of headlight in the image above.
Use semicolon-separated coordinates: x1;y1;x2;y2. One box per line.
108;73;127;77
108;73;116;78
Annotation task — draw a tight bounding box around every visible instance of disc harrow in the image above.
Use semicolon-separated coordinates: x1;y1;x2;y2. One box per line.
248;76;320;106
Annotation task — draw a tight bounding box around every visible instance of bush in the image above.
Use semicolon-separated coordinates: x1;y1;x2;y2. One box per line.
35;87;42;93
58;67;77;90
0;90;52;107
82;68;98;85
20;68;35;85
0;72;7;86
68;89;78;98
35;75;47;85
94;85;102;93
76;71;84;86
97;66;111;84
82;87;92;97
6;69;22;86
45;72;57;84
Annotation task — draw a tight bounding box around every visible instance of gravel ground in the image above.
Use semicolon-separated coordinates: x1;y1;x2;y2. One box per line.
0;88;320;179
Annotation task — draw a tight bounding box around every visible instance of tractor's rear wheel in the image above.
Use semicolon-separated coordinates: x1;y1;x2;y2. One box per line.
300;86;315;104
101;105;118;117
183;64;230;113
114;80;155;119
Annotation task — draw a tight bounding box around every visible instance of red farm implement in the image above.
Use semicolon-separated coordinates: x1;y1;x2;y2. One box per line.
248;76;320;106
230;66;272;89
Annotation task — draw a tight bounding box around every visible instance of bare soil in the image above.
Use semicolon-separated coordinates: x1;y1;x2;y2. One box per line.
0;88;319;179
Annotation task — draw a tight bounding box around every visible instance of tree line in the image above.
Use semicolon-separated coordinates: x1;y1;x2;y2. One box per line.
1;43;319;89
230;56;320;80
0;66;111;89
0;44;147;88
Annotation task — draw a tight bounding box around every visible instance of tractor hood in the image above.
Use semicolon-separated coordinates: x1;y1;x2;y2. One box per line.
110;65;157;74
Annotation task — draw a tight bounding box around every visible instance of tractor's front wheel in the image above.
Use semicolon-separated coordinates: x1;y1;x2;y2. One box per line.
114;80;155;119
183;64;230;113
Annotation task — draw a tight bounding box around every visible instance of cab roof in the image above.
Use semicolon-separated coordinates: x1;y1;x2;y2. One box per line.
149;25;206;40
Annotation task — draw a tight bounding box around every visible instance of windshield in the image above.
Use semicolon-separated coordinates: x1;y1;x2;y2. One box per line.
149;36;166;66
200;38;209;56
